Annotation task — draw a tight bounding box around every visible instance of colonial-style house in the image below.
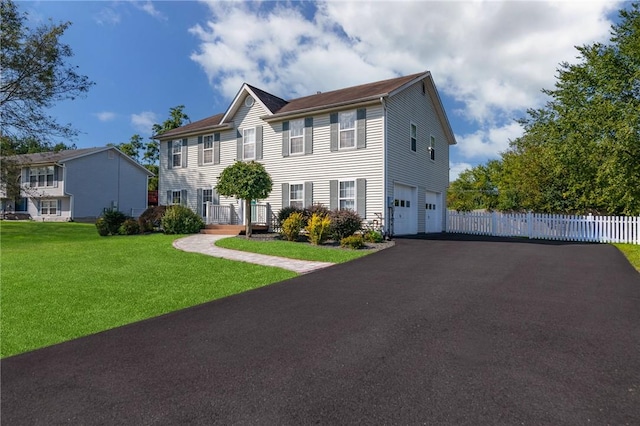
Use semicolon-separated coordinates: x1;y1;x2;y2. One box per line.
0;147;153;221
155;71;456;235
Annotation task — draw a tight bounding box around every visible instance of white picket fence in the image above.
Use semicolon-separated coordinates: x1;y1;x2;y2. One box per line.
447;211;640;244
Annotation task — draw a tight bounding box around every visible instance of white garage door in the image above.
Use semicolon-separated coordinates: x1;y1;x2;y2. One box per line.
393;184;417;235
425;191;442;233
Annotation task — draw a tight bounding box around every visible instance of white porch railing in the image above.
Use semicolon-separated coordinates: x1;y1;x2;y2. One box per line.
205;203;240;225
447;211;640;244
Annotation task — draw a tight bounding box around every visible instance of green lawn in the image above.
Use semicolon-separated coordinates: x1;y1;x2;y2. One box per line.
0;221;297;358
215;236;375;263
614;243;640;272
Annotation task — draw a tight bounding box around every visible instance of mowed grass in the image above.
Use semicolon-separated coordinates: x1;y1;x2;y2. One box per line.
0;221;296;358
215;236;374;263
614;243;640;272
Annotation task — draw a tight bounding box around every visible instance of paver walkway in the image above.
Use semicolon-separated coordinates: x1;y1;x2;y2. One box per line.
172;234;334;274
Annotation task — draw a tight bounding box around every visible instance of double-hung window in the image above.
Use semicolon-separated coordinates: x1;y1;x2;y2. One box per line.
339;111;356;149
243;128;256;160
203;135;214;164
202;188;214;215
339;180;355;210
429;136;436;160
410;123;417;152
171;190;181;205
289;184;304;209
40;200;57;215
289;119;304;155
172;140;182;167
30;166;54;188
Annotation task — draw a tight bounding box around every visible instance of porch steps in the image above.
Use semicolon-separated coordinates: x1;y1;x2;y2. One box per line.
200;225;244;235
200;224;271;235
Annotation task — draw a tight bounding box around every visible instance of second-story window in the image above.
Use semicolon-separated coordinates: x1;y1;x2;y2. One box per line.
29;166;54;188
339;111;356;149
410;123;417;152
289;119;304;155
243;128;256;160
203;135;214;164
172;140;182;167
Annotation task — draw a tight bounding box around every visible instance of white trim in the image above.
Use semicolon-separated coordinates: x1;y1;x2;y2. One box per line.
289;118;304;156
243;127;256;160
338;179;356;210
203;135;214;164
288;182;305;209
172;140;182;168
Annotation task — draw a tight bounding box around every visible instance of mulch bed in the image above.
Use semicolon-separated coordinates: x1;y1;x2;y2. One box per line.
240;233;395;252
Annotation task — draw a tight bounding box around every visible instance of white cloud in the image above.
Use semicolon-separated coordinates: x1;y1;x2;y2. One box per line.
191;0;618;124
131;111;157;134
449;162;474;182
133;1;167;21
94;7;121;25
94;112;116;122
455;122;523;160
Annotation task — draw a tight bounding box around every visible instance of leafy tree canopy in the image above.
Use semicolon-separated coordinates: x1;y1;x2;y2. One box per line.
0;0;93;145
216;161;273;237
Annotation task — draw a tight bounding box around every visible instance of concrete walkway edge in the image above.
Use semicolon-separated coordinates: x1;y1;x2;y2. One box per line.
173;234;335;274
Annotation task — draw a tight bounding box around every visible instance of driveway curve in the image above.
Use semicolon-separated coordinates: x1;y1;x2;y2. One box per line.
2;234;639;425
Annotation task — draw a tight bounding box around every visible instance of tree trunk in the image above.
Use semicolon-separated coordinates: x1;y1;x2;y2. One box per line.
245;199;252;238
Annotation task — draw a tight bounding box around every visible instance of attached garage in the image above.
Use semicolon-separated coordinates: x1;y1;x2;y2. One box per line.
393;183;417;235
425;191;442;233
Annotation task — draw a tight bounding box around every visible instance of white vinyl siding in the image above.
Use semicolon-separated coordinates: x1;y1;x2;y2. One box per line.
386;79;450;233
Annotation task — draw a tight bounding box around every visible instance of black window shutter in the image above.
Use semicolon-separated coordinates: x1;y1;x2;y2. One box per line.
197;136;203;166
304;117;313;155
214;133;220;164
304;181;313;207
166;190;172;204
181;189;188;207
256;126;263;160
356;178;366;218
167;141;173;169
356;108;366;149
197;188;203;216
282;121;289;157
330;113;338;152
281;183;290;208
236;129;242;161
329;180;338;210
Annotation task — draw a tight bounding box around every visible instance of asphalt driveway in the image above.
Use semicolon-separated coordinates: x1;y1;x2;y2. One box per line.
2;235;639;425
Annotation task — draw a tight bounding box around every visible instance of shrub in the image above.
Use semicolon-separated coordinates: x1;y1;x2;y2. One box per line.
138;205;167;232
340;234;365;249
329;209;362;240
96;210;128;236
161;205;204;235
280;211;305;241
119;219;140;235
95;217;109;236
278;206;303;226
306;213;332;245
363;229;384;243
303;203;330;222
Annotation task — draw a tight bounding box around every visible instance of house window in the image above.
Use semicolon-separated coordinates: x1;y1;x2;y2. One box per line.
40;199;57;215
429;136;436;160
172;140;182;167
339;180;355;210
243;128;256;160
410;123;417;152
289;183;304;209
203;135;214;164
29;166;54;188
171;190;181;205
339;111;356;149
289;119;304;155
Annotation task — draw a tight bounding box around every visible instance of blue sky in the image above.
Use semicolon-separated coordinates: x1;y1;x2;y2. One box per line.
20;0;624;180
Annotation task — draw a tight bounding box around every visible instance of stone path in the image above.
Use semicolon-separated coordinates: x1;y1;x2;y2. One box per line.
172;234;335;274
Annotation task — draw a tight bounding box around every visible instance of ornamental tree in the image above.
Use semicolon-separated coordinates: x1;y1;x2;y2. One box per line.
215;161;273;237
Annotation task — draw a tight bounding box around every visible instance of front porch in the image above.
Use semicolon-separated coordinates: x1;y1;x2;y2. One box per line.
203;202;275;234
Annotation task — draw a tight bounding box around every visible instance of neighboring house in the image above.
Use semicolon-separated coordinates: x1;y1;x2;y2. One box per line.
0;147;153;221
155;71;456;235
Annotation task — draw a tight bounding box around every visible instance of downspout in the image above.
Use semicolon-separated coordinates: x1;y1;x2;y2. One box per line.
380;96;389;238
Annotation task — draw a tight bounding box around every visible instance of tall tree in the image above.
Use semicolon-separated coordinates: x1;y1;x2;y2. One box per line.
216;161;273;238
0;0;93;145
